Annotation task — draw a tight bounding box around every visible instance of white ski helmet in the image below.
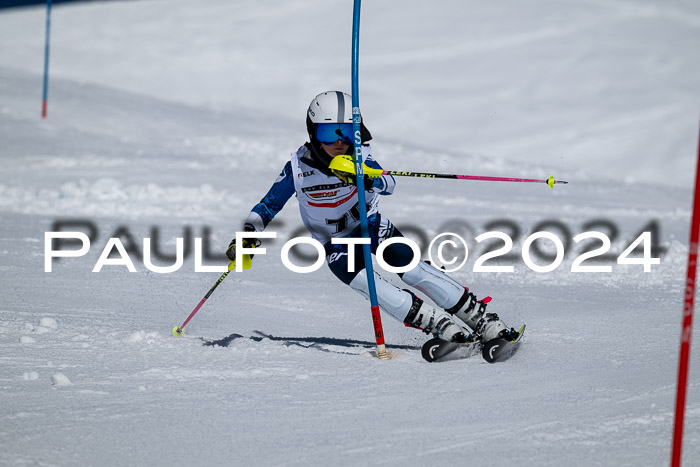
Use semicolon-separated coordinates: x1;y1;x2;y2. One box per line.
305;91;372;168
307;91;353;124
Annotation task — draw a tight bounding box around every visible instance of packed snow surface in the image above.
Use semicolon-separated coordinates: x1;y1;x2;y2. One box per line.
1;1;699;466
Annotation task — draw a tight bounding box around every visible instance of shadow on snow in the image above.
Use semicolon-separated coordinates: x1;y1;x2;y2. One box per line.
201;330;421;354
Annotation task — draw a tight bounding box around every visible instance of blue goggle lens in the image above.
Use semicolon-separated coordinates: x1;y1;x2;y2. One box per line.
315;123;353;145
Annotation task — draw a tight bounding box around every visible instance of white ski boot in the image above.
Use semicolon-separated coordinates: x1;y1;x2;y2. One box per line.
403;291;470;343
446;288;517;342
348;269;471;343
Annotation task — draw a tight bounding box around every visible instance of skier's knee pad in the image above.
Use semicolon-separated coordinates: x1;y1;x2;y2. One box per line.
401;261;465;309
349;269;413;322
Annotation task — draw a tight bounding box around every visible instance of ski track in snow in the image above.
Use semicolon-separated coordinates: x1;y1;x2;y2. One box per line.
1;0;700;466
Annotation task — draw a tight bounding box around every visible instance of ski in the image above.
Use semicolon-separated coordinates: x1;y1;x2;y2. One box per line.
421;324;525;363
481;324;526;363
421;336;481;362
421;337;461;362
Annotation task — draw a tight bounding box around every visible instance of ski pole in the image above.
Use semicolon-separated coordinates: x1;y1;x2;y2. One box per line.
329;155;568;188
172;254;251;336
172;269;230;336
385;171;567;187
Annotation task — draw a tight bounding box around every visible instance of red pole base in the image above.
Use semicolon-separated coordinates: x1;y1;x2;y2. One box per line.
370;305;385;346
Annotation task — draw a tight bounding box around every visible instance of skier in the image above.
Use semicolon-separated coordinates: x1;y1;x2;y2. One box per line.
227;91;519;345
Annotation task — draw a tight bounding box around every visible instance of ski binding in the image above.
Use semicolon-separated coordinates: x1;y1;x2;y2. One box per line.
481;324;526;363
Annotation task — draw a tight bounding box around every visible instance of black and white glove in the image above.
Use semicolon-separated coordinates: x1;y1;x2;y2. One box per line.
226;227;261;262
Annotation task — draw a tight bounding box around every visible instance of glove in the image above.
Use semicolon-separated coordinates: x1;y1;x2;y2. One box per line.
332;170;380;190
226;227;261;262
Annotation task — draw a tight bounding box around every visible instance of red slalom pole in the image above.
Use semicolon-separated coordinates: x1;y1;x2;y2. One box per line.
671;119;700;467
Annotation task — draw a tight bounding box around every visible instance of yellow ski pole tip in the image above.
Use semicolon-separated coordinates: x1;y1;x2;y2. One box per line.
172;326;183;337
547;176;555;188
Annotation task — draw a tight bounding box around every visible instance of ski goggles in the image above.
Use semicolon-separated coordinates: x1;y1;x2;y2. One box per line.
315;123;353;145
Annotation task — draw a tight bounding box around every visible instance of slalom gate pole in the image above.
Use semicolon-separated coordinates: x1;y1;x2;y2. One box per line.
172;269;230;336
671;119;700;467
351;0;389;360
41;0;52;119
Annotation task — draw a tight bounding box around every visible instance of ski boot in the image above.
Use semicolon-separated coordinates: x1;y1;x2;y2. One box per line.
403;291;470;343
446;288;519;342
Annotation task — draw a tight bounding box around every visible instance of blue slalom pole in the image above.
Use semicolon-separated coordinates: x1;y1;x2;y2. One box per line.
351;0;389;359
41;0;52;118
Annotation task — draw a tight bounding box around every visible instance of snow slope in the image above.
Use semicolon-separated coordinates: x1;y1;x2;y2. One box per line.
1;0;699;186
1;1;699;466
